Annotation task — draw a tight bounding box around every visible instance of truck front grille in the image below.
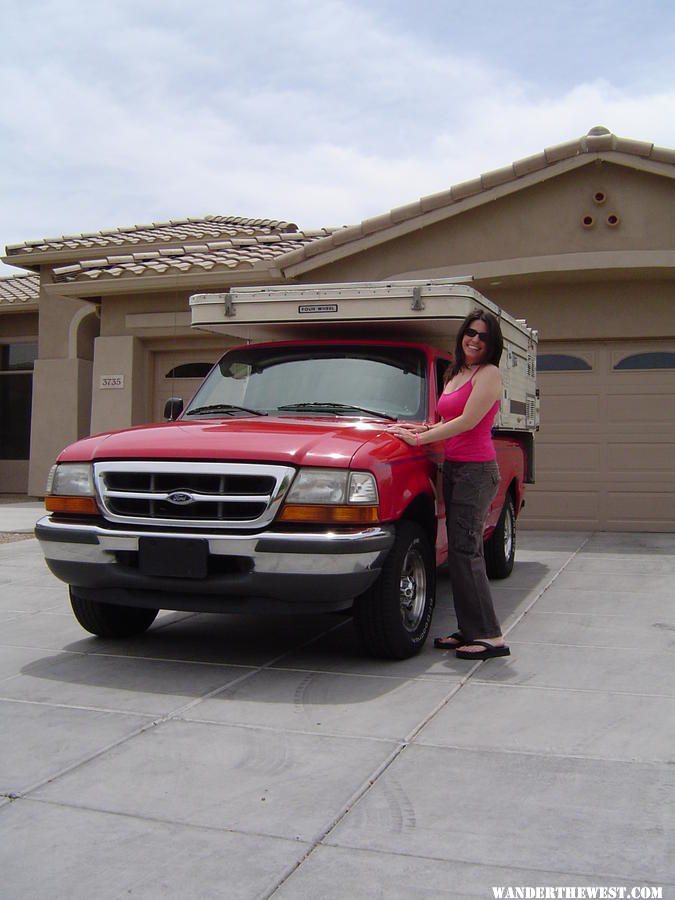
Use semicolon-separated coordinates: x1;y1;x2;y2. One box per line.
93;461;296;529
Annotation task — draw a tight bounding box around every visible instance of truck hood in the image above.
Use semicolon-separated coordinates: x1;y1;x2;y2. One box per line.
58;416;396;468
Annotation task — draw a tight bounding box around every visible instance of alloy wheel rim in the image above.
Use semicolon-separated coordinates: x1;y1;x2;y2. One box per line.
504;506;514;560
399;542;427;632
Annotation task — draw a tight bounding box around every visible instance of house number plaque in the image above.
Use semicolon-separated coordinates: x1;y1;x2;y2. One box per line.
100;375;125;389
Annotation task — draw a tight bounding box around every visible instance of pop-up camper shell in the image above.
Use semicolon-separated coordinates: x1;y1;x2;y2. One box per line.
190;278;539;434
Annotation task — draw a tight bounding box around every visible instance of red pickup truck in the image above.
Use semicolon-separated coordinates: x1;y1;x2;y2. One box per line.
37;335;533;659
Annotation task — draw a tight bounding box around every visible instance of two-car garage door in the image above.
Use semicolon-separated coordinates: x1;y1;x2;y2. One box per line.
520;340;674;532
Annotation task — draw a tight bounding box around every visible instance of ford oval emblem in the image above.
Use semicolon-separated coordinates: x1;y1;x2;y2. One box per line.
167;491;195;505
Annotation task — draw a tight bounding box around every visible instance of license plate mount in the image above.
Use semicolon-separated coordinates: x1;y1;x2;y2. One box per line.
138;537;208;579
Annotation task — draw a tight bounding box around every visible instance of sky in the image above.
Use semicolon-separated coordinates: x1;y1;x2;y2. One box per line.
1;0;674;276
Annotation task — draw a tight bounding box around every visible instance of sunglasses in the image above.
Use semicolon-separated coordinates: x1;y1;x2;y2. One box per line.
465;327;489;342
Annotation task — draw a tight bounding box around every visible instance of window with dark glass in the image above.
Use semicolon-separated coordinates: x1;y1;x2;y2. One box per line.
614;352;675;370
537;353;592;372
0;342;38;460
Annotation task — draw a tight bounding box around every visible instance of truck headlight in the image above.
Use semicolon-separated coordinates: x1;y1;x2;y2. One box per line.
286;469;348;504
280;469;379;524
45;463;99;515
46;463;95;496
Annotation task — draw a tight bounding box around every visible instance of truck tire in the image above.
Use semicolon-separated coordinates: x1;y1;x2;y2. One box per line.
69;588;159;638
353;521;435;659
484;494;516;579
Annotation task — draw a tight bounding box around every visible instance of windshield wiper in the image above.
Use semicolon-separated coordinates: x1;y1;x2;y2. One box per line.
186;404;267;417
276;402;397;421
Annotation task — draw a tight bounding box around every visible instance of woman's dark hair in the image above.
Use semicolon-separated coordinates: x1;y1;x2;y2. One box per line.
449;309;503;378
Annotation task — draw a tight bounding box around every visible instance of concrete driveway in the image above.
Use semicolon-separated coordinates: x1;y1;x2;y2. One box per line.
0;528;673;898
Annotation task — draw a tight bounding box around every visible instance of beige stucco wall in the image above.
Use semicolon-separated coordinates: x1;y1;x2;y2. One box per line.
99;290;193;337
37;292;96;359
90;335;149;435
0;311;39;339
27;357;93;495
490;279;674;342
26;272;100;495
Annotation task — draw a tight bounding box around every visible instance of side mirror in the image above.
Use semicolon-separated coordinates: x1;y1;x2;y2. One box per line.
164;397;184;420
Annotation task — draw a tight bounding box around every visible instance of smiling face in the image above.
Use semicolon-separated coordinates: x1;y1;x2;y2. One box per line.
461;318;490;366
450;309;503;378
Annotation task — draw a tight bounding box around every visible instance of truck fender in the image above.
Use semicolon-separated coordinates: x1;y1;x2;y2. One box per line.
375;454;440;544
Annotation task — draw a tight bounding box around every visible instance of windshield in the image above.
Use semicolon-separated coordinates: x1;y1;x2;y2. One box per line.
184;345;427;420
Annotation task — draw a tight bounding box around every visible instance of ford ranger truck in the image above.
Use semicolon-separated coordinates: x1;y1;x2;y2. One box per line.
36;340;532;659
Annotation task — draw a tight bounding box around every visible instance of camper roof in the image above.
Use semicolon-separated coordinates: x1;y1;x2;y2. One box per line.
190;279;538;349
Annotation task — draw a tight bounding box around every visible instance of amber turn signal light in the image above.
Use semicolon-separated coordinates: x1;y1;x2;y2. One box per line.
277;504;379;524
45;496;100;515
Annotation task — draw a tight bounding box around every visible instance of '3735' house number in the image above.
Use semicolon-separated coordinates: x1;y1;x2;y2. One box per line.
100;375;125;389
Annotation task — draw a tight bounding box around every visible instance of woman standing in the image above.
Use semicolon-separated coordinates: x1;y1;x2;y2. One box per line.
389;309;510;660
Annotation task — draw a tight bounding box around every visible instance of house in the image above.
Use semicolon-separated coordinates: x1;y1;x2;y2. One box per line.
2;127;673;530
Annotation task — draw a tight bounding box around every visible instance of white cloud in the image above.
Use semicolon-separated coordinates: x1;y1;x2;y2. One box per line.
1;0;673;274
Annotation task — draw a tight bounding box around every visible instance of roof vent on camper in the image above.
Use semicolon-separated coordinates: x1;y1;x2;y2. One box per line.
587;125;611;136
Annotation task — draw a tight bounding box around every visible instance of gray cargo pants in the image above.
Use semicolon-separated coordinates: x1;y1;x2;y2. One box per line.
443;459;502;640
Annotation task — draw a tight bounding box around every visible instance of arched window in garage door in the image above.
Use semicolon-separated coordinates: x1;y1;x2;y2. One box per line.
614;352;675;370
537;353;592;372
165;362;213;378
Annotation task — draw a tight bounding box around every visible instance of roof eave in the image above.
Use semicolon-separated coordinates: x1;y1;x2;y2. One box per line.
43;266;287;298
1;257;42;272
0;301;39;314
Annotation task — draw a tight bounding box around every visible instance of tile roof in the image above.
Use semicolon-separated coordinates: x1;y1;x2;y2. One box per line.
5;216;298;257
51;229;338;283
272;128;675;273
0;272;39;307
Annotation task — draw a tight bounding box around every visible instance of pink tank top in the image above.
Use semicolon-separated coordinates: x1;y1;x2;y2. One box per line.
436;370;499;462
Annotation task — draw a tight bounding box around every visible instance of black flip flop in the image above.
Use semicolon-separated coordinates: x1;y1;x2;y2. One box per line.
455;640;511;660
433;632;465;650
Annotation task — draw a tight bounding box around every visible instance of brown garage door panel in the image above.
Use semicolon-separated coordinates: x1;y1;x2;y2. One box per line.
606;394;675;425
523;488;674;531
522;490;600;528
538;394;601;424
606;492;675;531
536;442;601;473
608;441;674;472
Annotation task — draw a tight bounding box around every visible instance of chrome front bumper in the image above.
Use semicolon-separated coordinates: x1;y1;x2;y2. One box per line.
36;516;395;613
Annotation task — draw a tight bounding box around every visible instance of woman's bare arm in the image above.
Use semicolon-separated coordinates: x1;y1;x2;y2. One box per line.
390;366;501;446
